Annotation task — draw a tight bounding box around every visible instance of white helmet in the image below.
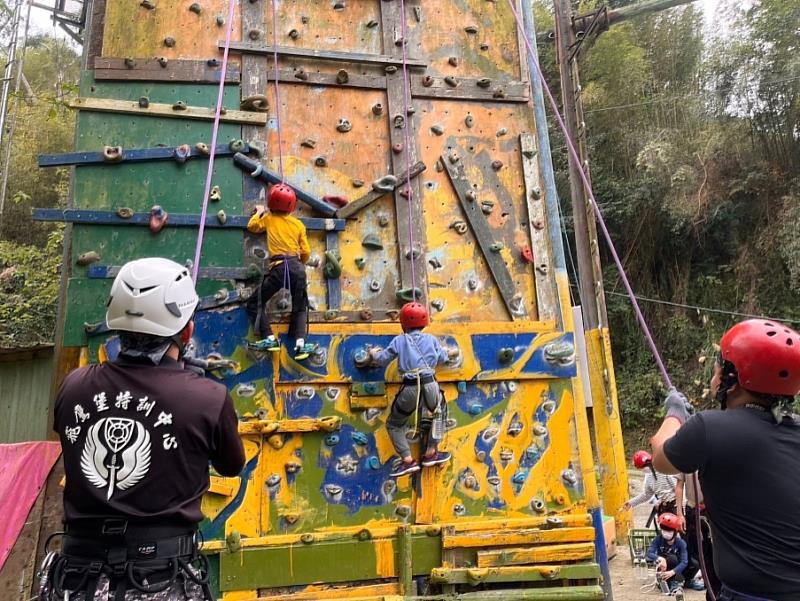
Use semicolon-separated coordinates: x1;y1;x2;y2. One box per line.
106;258;199;337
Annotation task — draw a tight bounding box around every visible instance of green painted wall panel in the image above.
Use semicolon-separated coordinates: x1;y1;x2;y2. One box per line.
0;350;54;443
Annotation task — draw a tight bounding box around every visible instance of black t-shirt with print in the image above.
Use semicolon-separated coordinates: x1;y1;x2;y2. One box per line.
53;356;245;526
664;408;800;600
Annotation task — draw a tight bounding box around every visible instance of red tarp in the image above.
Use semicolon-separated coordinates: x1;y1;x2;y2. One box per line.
0;442;61;572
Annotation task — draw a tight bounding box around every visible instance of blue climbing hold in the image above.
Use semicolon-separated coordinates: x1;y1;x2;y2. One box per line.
324;434;340;446
457;381;467;393
367;456;381;470
468;403;483;415
352;431;368;446
511;472;526;484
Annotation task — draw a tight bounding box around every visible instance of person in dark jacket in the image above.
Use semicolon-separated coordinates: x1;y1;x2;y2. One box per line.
646;512;696;594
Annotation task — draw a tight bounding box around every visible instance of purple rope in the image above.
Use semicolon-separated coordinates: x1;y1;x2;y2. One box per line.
397;0;417;300
505;0;672;389
191;0;237;282
270;0;285;182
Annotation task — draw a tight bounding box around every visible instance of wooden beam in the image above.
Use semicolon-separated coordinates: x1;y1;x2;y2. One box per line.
38;143;248;167
335;161;426;219
93;57;241;83
458;586;605;600
410;76;529;103
238;417;341;435
223;41;427;69
264;68;386;90
429;563;602;585
68;97;267;125
443;526;595;549
477;542;596;567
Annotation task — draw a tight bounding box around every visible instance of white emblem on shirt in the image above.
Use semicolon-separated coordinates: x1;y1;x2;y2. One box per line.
80;417;151;500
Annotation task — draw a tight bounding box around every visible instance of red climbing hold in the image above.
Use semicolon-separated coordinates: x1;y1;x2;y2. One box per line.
149;205;169;233
323;195;348;208
520;245;534;264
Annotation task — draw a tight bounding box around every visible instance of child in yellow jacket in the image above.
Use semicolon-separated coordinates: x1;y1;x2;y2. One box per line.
246;183;314;360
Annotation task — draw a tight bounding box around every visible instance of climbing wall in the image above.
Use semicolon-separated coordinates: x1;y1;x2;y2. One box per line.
38;0;618;598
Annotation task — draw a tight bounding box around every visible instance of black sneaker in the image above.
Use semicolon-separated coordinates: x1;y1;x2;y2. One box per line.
390;460;420;477
421;452;451;467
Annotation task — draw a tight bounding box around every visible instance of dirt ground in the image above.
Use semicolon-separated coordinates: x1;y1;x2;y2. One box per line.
609;474;706;600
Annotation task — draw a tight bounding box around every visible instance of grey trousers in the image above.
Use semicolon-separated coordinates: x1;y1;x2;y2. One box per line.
387;380;443;459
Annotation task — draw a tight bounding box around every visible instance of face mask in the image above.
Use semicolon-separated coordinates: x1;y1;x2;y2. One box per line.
661;529;675;541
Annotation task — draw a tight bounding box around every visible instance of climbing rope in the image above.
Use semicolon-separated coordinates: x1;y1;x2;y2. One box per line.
269;0;286;182
397;0;418;301
191;0;237;282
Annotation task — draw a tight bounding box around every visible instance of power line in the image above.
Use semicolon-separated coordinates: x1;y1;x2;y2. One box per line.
583;75;800;115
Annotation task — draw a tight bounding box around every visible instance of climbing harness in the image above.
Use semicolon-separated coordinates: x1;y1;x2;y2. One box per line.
191;0;237;282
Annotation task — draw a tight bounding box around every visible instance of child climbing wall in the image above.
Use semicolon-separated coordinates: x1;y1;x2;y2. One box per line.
370;302;458;477
245;183;316;360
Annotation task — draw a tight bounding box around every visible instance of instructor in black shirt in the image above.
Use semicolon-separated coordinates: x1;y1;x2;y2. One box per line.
48;258;245;601
650;319;800;601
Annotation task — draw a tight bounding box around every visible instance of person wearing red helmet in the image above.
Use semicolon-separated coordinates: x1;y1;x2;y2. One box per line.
650;320;800;601
623;450;678;517
245;183;314;360
369;302;459;477
645;512;694;595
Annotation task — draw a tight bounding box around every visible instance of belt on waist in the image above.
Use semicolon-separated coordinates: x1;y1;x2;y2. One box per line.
401;374;436;386
269;254;300;263
62;533;196;563
66;518;195;540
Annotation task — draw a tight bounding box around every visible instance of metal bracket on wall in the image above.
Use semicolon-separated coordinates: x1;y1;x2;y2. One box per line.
38;143;249;167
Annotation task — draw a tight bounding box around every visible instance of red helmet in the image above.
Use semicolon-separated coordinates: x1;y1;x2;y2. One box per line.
658;513;681;531
632;450;652;470
720;320;800;396
268;183;297;213
399;302;429;331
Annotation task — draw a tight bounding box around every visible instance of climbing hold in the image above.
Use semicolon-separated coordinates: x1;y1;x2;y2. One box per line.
457;381;468;394
301;15;309;23
102;145;123;162
248;29;261;40
430;124;444;136
372;174;398;193
444;76;458;87
354;257;366;270
477;78;492;88
561;468;577;486
301;138;316;148
453;504;466;516
195;142;210;155
336;69;349;84
366;19;379;28
333;0;345;9
371;102;383;115
464;25;478;34
522;148;538;159
542;399;556;414
498;348;514;364
361;233;383;250
314;156;328;167
376;214;390;228
464;475;477;489
157;57;168;67
431;299;444;312
173;144;191;163
188;2;201;14
351;178;364;188
533;424;547;437
420;76;434;89
480;43;489;51
216;15;224;26
294;68;309;80
521;245;534;264
282;512;300;525
241;95;268;112
475;449;487;463
245;264;263;280
531;498;546;513
300;533;314;544
428;257;442;270
306;254;321;268
367;456;380;470
396;504;411;518
323;195;347;208
530;186;542;200
164;36;176;48
544;340;575;365
324;310;337;321
116;207;133;219
487;476;501;487
481;200;495;214
413;5;421;21
499;448;513;463
225;530;241;553
140;0;155;8
448;151;460;164
396;287;423;302
511;472;526;485
393;114;405;129
404;247;421;260
228;139;246;152
490;242;504;253
465;189;477;202
352;431;368;446
369;279;381;292
172;101;187;111
465;114;475;128
266;474;281;488
76;251;101;266
493;88;506;99
324;251;342;279
507;421;523;436
124;58;136;68
391;142;403;154
216;210;227;225
384;65;397;74
285;460;302;474
149;205;168;233
450;220;467;235
491;160;503;171
467;278;478;291
497;127;508;137
336;118;353;133
448;56;459;67
386;309;400;320
324;434;340;447
207;58;220;67
353;348;370;367
360;309;373;321
288;28;299;40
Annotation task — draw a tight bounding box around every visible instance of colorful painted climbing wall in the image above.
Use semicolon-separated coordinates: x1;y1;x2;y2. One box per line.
38;0;625;598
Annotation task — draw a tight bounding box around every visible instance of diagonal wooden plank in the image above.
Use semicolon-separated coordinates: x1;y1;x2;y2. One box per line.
336;161;426;219
441;148;519;320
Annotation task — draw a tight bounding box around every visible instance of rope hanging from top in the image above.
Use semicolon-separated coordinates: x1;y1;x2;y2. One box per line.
269;0;286;182
397;0;418;301
191;0;237;282
505;0;672;390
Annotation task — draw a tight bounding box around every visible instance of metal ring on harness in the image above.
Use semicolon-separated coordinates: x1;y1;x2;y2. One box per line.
178;553;211;585
126;558;178;593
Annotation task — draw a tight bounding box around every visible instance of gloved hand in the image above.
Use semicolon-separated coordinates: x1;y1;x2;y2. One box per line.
664;387;694;423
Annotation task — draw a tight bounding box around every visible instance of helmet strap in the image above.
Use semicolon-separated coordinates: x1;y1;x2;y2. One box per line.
715;359;739;410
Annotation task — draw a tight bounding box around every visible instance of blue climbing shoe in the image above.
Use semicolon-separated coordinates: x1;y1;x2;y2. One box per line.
248;337;280;352
294;342;317;361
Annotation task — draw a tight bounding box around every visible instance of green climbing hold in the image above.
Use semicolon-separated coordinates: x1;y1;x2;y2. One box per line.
490;242;504;252
396;287;423;302
229;139;246;152
355;257;366;270
188;3;201;14
324;251;342;278
498;348;514;364
361;234;383;250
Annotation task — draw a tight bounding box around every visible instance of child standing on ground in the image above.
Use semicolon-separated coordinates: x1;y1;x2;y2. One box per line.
246;183;315;360
370;302;458;477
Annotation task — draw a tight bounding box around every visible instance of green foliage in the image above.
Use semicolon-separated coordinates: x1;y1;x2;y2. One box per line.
0;228;63;348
